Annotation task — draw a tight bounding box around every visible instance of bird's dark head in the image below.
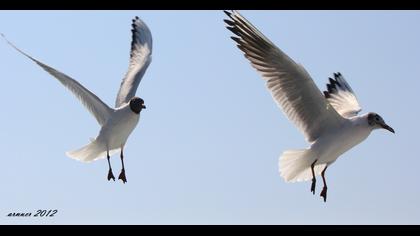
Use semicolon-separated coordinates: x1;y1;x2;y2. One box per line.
367;112;394;133
129;97;146;114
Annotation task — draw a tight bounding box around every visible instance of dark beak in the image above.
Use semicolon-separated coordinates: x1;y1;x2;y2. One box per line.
381;124;395;133
142;104;146;109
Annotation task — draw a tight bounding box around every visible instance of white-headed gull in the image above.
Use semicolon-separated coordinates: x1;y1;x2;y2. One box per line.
2;16;152;183
224;10;394;202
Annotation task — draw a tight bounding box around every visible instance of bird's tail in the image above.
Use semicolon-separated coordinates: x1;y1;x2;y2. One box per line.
66;140;117;163
279;149;326;182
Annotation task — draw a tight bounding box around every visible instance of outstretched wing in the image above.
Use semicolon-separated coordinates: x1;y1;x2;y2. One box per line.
224;10;345;142
115;16;153;108
323;72;362;118
2;34;113;126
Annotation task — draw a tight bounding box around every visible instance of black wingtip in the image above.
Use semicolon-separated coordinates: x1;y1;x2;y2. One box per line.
227;25;239;35
332;72;344;88
328;77;335;85
132;16;139;24
326;84;333;93
223;10;233;17
231;36;242;45
326;72;347;95
323;91;331;98
224;19;235;26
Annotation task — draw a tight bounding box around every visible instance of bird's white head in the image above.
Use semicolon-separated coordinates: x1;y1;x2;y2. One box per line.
129;97;146;114
367;112;394;133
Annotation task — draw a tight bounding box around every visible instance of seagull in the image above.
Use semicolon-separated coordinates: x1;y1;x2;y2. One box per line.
2;16;152;184
223;10;394;202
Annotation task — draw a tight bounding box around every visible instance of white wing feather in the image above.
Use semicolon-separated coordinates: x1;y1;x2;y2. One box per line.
115;16;153;108
323;72;362;118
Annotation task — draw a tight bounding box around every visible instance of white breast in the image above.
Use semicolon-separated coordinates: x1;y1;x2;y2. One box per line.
96;105;140;150
311;116;372;164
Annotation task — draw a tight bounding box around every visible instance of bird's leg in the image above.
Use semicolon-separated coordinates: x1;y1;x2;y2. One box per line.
320;165;328;202
310;160;317;195
118;146;127;184
107;150;115;181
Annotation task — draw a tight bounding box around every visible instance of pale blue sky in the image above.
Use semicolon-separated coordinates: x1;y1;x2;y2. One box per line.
0;10;419;224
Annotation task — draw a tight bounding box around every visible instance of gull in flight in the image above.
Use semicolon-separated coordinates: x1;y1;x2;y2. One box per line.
2;16;152;184
224;10;394;202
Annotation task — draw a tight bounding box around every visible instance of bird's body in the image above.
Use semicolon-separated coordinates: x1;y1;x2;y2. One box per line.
314;115;371;164
67;102;141;163
314;125;355;164
100;105;141;152
224;10;394;201
2;16;152;183
280;114;372;182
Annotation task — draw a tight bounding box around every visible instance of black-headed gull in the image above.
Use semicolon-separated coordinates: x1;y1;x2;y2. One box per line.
2;16;152;184
224;10;394;202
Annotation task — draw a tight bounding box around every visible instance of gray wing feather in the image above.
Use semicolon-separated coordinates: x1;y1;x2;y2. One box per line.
224;11;345;142
2;34;113;126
